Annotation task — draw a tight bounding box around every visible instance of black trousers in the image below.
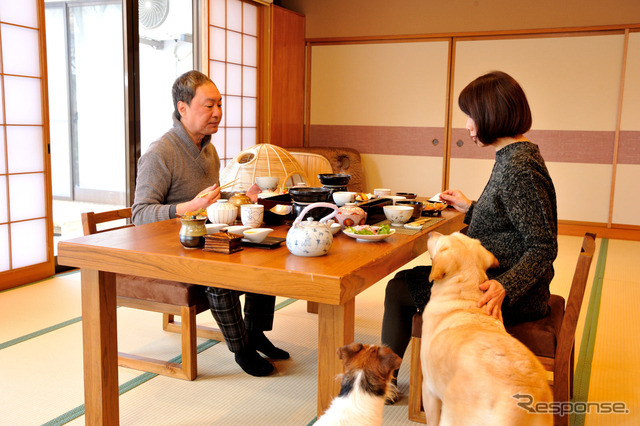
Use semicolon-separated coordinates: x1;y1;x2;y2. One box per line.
380;266;432;362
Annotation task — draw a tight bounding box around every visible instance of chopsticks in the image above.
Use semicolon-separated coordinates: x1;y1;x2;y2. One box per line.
196;179;239;198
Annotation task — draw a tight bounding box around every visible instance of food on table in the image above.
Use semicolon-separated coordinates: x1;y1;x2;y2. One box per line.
422;201;446;211
182;208;207;219
344;224;392;235
355;192;375;201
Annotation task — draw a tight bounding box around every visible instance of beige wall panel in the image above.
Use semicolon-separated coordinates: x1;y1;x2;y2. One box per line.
547;162;612;223
452;35;625;131
449;158;494;201
612;165;640;226
621;32;640;131
310;42;449;126
284;0;640;39
361;154;443;197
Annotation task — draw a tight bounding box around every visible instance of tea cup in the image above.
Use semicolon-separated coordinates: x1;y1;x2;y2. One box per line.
241;203;264;228
373;188;391;197
332;191;357;206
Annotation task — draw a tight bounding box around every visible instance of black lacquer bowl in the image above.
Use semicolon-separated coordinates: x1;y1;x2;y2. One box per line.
318;173;351;187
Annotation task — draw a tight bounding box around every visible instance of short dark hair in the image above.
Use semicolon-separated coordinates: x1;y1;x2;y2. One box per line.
458;71;532;145
172;70;215;120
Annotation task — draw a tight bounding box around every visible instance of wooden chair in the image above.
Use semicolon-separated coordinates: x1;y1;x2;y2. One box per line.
408;232;597;425
81;208;224;380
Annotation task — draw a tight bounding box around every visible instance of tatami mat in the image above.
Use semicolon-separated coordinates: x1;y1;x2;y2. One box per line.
584;239;640;426
1;236;639;425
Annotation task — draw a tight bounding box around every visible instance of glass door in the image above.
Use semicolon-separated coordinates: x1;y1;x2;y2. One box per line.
45;0;196;255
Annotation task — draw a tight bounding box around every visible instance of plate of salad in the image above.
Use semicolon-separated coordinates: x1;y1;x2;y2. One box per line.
342;224;396;242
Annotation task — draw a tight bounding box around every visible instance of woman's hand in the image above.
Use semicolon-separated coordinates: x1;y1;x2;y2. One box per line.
245;183;262;203
176;184;220;216
439;189;472;213
477;279;506;322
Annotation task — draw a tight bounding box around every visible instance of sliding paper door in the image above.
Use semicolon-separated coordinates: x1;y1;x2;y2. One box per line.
451;34;625;223
0;0;53;290
308;41;450;196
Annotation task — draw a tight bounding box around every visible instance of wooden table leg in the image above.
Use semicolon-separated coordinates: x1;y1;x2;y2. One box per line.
81;269;119;425
316;300;355;416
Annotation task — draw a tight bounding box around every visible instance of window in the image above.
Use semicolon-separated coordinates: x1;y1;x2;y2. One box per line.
208;0;259;167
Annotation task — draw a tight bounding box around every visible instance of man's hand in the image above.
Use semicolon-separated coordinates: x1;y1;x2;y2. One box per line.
176;184;220;216
477;279;505;322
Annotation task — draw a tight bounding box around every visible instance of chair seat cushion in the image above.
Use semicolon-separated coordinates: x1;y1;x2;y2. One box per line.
116;274;209;310
505;294;565;358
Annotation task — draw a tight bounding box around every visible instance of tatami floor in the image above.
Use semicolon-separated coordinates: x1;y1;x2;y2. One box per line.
1;235;638;425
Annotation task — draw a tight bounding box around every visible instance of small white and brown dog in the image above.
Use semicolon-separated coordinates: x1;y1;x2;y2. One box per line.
315;342;402;425
421;232;552;425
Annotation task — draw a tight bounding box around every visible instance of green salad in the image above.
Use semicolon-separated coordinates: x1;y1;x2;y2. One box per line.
345;224;392;235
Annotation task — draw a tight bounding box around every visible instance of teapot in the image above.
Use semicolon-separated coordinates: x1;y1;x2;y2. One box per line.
286;202;338;257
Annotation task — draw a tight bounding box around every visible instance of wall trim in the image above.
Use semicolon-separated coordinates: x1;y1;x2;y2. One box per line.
559;220;640;241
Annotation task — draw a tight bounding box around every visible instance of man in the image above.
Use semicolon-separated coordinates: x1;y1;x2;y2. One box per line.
132;70;288;376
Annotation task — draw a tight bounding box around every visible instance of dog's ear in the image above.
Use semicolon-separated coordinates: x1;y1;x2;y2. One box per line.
429;246;457;281
337;342;363;360
378;346;403;373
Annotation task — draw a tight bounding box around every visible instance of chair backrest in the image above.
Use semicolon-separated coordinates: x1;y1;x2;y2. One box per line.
556;232;596;363
288;152;333;187
81;207;133;236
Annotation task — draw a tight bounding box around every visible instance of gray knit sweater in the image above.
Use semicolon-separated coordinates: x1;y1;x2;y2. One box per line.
132;116;221;225
466;141;558;324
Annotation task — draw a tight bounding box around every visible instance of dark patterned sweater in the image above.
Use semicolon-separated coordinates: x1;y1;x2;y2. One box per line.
466;141;558;324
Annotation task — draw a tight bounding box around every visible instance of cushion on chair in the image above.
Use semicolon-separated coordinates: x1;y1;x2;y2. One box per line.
505;294;565;358
116;274;209;309
286;147;366;193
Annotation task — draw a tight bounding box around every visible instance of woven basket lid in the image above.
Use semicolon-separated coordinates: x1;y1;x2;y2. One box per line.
220;144;309;193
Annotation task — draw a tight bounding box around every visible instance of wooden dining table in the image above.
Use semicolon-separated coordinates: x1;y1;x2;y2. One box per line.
57;208;464;424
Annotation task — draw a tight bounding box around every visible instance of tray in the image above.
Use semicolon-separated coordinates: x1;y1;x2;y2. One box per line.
356;197;393;224
241;236;286;249
258;194;294;225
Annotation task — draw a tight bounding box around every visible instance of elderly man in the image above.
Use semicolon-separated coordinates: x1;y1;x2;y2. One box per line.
132;70;288;376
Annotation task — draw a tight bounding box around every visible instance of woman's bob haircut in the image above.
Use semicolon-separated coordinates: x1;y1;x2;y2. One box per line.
458;71;532;145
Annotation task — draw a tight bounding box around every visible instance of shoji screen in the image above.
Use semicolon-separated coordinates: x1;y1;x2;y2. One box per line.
0;0;53;290
309;41;450;196
613;31;640;226
451;34;625;224
208;0;260;168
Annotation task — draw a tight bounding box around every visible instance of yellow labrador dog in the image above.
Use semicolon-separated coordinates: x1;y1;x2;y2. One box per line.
421;232;552;425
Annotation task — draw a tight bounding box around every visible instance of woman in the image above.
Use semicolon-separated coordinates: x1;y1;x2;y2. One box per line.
381;70;558;402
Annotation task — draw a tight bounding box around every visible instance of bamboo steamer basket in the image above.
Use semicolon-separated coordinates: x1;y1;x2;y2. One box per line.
220;144;310;193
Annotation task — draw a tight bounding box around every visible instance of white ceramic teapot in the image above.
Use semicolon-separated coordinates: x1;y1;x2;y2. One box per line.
286;202;338;257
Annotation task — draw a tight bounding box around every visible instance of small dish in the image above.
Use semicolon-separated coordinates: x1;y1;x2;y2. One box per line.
388;195;407;205
243;228;274;243
396;192;417;199
343;228;396;242
206;223;228;234
223;225;251;235
330;222;341;235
